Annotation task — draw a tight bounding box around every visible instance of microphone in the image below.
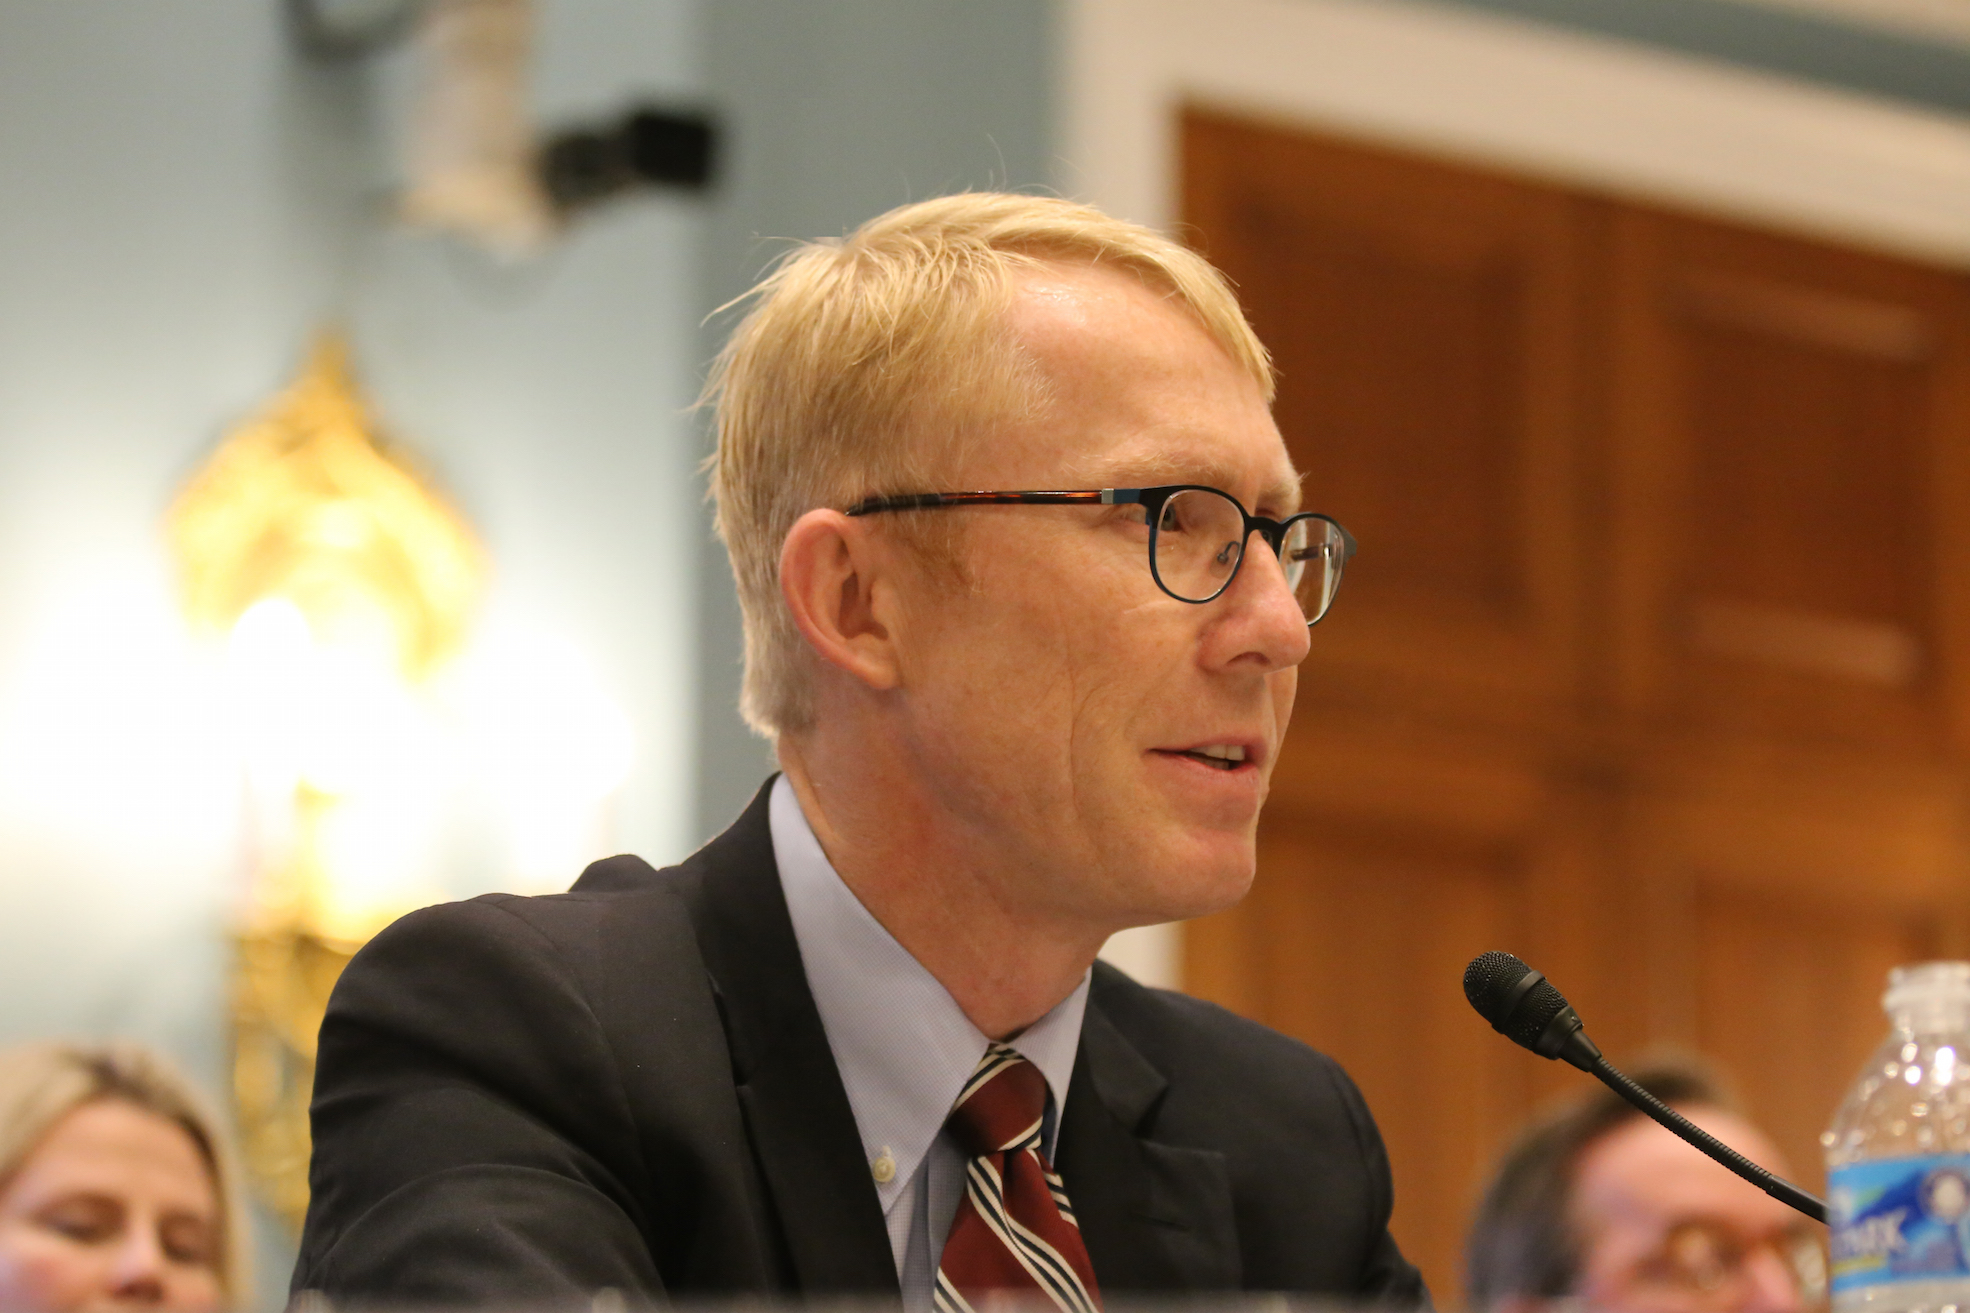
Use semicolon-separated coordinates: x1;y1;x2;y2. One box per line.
1462;950;1828;1225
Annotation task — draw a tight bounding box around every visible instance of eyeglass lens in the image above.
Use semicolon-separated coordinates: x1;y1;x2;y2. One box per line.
1632;1222;1828;1309
1150;488;1346;622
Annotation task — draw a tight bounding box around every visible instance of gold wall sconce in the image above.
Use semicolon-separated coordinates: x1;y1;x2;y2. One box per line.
168;333;483;1227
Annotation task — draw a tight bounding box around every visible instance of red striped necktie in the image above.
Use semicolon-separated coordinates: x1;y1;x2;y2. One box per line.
934;1043;1103;1313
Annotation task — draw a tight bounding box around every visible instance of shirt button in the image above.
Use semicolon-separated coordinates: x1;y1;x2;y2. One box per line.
871;1149;896;1184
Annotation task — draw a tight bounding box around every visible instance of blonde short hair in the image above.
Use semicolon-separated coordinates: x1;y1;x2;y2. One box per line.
706;192;1274;738
0;1042;249;1302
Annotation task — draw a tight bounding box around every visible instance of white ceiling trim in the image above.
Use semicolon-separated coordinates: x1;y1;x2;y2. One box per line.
1060;0;1970;268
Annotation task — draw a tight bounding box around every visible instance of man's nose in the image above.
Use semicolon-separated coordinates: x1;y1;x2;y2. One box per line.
1222;533;1312;668
1735;1247;1808;1313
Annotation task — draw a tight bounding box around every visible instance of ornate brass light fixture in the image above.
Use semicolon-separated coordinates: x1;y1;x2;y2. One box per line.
168;332;483;1228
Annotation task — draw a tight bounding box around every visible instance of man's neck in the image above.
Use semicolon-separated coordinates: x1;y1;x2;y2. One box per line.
777;743;1107;1041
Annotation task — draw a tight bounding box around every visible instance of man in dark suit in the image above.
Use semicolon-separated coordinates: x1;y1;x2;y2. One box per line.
295;193;1427;1308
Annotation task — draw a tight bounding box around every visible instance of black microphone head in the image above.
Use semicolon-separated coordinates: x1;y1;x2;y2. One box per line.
1498;976;1571;1049
1464;950;1535;1023
1463;950;1603;1071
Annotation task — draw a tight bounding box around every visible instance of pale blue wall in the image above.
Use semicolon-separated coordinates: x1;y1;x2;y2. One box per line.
1425;0;1970;115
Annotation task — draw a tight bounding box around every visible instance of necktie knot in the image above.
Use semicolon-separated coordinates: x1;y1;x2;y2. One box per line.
946;1043;1047;1158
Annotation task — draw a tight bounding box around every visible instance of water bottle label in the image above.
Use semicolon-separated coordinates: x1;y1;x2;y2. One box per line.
1830;1155;1970;1294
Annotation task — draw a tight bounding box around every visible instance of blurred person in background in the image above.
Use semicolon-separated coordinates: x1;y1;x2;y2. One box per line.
1467;1057;1824;1313
0;1043;244;1311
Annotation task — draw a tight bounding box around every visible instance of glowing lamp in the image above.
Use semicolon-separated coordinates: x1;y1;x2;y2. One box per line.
167;332;484;1227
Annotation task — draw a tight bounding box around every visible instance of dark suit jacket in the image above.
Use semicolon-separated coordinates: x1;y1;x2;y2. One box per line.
294;782;1427;1306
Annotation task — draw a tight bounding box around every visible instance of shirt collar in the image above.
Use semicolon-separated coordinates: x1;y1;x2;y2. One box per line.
768;774;1090;1211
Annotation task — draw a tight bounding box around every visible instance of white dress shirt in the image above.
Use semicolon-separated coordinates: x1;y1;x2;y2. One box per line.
768;775;1091;1308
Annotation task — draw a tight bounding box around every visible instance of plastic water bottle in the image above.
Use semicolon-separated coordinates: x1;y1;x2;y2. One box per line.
1826;962;1970;1313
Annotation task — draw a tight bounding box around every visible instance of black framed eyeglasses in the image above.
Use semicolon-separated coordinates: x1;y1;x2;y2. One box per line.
842;485;1357;626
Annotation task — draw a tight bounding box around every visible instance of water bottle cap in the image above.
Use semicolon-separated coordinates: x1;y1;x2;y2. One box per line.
1884;961;1970;1021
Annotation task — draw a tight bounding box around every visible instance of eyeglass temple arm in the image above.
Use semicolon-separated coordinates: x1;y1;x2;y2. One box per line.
841;489;1352;556
844;491;1116;516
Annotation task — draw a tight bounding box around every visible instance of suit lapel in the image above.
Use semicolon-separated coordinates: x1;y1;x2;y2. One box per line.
1057;981;1242;1292
679;782;900;1296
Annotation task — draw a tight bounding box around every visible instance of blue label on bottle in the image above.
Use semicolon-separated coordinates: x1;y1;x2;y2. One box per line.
1830;1155;1970;1293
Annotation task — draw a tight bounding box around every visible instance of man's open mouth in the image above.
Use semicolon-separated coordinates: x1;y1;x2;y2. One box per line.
1172;745;1248;771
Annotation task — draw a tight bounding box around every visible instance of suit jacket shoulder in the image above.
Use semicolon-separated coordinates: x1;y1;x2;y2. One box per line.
297;779;1423;1307
294;837;780;1302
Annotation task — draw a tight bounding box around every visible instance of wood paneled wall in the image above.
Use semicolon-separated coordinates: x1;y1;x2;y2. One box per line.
1180;109;1970;1302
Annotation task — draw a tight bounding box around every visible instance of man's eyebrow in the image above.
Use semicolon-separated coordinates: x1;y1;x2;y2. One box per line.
1079;457;1305;513
1273;473;1305;516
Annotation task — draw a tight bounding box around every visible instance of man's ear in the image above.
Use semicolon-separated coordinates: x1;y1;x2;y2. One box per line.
779;509;903;692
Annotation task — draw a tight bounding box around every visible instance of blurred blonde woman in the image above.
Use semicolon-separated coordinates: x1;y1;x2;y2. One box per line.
0;1043;245;1310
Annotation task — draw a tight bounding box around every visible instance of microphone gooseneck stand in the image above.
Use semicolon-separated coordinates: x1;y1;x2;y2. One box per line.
1587;1053;1827;1224
1461;950;1828;1226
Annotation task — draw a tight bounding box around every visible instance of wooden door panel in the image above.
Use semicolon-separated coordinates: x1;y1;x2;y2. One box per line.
1179;106;1970;1311
1608;209;1970;752
1181;110;1589;728
1695;883;1934;1194
1625;743;1966;1192
1630;741;1968;921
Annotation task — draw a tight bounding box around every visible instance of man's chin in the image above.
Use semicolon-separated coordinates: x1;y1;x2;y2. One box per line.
1121;833;1257;924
